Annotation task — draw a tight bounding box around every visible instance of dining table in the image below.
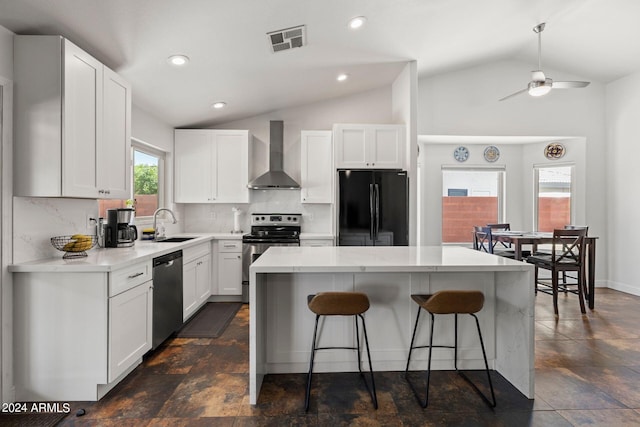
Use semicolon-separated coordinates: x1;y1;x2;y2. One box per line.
491;231;598;309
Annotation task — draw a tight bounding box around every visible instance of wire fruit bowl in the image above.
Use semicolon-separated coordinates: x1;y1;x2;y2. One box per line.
51;235;97;259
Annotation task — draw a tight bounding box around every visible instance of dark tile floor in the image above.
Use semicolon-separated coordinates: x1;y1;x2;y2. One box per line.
6;288;640;426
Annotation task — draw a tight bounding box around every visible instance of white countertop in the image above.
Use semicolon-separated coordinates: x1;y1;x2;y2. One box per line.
8;233;234;273
250;245;533;274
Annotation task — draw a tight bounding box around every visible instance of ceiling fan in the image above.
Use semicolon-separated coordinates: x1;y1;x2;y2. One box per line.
499;23;590;101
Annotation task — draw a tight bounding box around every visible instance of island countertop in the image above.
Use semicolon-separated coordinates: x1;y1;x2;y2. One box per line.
250;245;533;273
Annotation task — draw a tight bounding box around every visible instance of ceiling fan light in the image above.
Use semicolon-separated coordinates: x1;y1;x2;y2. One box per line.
528;81;552;97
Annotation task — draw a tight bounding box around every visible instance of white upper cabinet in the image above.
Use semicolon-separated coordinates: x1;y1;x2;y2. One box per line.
300;130;333;203
14;36;131;198
174;129;250;203
333;124;406;169
100;67;132;199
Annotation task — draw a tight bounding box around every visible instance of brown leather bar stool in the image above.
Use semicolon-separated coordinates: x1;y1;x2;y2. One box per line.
405;290;496;408
305;292;378;412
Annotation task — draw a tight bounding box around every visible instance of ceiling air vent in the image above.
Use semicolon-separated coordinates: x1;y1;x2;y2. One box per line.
267;25;306;53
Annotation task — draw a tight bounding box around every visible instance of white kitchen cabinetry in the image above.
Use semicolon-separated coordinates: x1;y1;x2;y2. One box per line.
333;124;405;169
183;243;212;321
14;35;131;199
217;240;243;295
300;238;334;247
13;260;152;401
108;278;153;382
174;129;250;203
300;130;333;203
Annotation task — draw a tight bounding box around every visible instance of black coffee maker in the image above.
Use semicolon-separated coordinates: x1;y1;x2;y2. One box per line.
104;208;138;248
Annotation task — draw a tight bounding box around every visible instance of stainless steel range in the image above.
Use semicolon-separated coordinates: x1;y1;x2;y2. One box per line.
242;213;301;303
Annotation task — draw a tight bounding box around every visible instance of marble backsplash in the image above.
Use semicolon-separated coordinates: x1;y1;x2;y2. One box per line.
13;197;100;263
182;189;333;234
13;191;332;264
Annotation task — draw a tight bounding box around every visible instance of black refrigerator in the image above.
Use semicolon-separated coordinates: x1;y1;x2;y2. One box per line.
338;170;408;246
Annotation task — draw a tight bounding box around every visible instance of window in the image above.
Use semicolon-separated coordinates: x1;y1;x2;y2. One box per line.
534;165;573;231
441;167;505;243
98;140;165;219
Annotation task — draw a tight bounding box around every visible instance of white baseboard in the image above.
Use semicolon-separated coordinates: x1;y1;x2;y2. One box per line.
605;280;640;297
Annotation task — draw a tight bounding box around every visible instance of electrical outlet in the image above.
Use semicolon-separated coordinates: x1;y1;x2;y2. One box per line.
86;214;95;230
209;209;217;219
307;213;314;221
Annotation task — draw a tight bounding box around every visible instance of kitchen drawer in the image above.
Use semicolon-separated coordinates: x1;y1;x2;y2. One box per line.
183;242;211;263
218;239;242;253
109;261;152;297
300;239;334;247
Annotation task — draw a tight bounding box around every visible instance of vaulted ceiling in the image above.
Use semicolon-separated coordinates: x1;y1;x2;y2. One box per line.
1;0;638;127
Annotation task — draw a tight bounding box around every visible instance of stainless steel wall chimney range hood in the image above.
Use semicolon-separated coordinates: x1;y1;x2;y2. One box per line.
248;121;300;189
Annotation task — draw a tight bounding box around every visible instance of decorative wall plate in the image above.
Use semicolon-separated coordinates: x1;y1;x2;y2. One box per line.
483;145;500;162
453;146;469;162
544;143;565;159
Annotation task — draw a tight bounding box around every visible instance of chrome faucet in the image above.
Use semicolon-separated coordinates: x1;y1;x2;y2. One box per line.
152;208;178;241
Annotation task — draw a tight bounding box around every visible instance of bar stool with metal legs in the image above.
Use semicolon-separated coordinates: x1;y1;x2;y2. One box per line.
405;290;496;408
305;291;378;412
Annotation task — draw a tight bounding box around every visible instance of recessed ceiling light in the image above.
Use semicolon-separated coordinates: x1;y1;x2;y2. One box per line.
348;16;367;30
211;102;227;109
167;55;189;66
337;73;349;82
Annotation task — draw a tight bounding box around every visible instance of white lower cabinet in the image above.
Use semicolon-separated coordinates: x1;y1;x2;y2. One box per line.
183;243;212;320
217;240;242;295
108;280;153;382
13;259;153;401
300;238;334;247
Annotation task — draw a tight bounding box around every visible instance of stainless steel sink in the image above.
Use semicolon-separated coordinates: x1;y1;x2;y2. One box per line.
155;237;197;243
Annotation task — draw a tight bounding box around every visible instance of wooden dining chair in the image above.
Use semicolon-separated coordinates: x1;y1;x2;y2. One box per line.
559;225;590;297
486;223;512;250
526;228;587;315
474;226;515;259
473;226;491;252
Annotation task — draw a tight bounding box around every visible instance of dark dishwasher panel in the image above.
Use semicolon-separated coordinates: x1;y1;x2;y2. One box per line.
152;250;183;350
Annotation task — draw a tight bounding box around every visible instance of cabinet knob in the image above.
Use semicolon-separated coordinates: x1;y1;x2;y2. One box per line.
98;189;105;194
237;255;240;259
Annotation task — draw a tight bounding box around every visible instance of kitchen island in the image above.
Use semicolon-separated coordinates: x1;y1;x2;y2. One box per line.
249;246;535;404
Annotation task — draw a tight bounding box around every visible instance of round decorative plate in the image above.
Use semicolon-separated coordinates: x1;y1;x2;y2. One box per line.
544;143;565;159
453;146;469;162
483;145;500;162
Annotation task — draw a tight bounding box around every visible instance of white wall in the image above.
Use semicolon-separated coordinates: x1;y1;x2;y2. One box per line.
605;71;640;295
418;59;607;281
182;86;393;234
392;61;418;244
0;23;13;404
131;105;181;234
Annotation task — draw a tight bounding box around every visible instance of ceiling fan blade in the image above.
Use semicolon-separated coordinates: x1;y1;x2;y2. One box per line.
552;81;590;89
499;88;528;101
